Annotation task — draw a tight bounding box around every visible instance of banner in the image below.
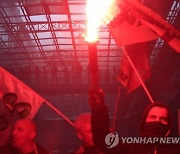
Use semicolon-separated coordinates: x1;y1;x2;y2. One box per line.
123;0;180;53
0;67;44;119
108;13;158;46
117;42;152;93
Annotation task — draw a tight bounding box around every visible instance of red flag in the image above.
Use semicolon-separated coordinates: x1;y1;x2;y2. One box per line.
117;42;152;93
108;9;158;46
115;0;180;52
108;1;159;93
0;66;44;119
0;99;13;146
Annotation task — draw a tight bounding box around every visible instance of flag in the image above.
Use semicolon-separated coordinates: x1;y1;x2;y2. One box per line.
123;0;180;52
108;3;154;93
108;7;158;46
108;1;162;93
117;42;152;93
0;99;13;146
0;66;44;119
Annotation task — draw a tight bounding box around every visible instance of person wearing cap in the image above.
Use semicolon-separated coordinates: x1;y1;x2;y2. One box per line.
89;89;180;154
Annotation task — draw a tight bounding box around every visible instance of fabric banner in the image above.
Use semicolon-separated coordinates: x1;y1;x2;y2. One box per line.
108;0;179;93
108;13;158;46
123;0;180;52
108;0;159;46
0;66;44;119
117;42;152;93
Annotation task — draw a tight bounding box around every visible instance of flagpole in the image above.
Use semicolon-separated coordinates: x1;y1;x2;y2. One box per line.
122;47;154;103
43;101;74;127
113;85;121;129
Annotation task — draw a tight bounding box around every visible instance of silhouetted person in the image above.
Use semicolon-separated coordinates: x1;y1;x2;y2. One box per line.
64;67;70;84
34;66;41;85
72;66;77;84
112;67;117;84
26;66;33;85
87;64;90;84
104;68;110;84
76;62;83;84
51;65;58;85
42;66;48;85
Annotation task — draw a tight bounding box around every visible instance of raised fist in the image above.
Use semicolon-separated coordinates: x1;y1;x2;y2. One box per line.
88;89;105;110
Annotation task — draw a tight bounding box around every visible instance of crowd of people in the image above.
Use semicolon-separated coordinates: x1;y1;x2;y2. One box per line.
0;89;179;154
7;65;118;86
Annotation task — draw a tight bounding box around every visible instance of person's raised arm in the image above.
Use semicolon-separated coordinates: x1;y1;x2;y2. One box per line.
88;89;109;151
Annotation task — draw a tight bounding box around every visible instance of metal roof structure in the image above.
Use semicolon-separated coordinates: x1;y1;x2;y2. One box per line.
0;0;180;153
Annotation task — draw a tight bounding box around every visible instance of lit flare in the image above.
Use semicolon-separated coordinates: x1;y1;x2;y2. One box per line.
85;0;120;42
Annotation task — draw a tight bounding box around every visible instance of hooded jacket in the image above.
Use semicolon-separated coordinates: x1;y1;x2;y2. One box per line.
90;92;180;154
140;102;171;137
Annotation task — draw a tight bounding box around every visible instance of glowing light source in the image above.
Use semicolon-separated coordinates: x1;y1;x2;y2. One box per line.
85;0;122;89
85;0;120;42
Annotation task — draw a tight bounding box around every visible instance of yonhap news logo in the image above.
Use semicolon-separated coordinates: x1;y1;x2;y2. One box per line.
105;132;180;148
105;132;119;148
121;137;180;144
